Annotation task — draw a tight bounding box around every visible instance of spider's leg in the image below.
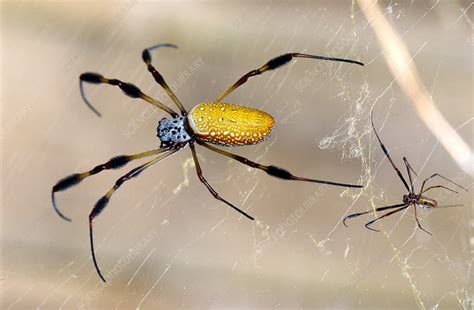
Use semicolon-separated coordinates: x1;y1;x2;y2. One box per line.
419;173;468;193
437;204;464;209
142;43;187;115
52;148;169;221
371;110;411;192
342;203;406;227
89;148;177;282
79;73;178;117
189;141;254;221
196;140;363;189
402;157;418;177
421;185;459;195
364;205;410;232
413;204;432;235
402;157;417;192
216;52;363;102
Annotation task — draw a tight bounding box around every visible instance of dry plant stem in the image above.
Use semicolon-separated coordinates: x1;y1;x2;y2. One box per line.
357;0;473;175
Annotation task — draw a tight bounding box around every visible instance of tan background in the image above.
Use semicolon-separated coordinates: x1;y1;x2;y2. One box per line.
1;1;473;309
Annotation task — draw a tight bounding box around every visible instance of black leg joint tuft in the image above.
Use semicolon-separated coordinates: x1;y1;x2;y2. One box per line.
109;155;130;169
120;83;141;98
91;196;110;219
266;54;293;70
80;72;103;84
53;174;82;192
142;49;151;63
266;165;293;179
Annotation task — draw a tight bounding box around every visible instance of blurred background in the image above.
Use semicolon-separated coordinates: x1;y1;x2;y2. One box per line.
1;1;473;309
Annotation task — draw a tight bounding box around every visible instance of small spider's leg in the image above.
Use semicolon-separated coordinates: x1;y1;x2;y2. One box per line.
364;205;410;232
89;148;177;282
196;140;363;188
342;203;406;227
419;173;468;193
79;73;178;118
402;157;418;177
189;142;254;220
402;157;417;192
52;148;168;222
142;44;187;115
420;185;458;195
216;53;364;102
371;111;411;192
437;204;464;209
413;204;432;235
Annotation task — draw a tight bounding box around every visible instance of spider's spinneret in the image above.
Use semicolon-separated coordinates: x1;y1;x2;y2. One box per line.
157;116;192;146
187;102;275;146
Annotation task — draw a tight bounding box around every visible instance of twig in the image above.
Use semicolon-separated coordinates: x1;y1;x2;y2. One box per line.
357;0;473;175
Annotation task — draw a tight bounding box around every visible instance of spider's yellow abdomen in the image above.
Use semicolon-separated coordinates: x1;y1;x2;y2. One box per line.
187;102;275;146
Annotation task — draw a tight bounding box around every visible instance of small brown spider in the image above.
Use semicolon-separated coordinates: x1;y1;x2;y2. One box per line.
343;111;468;234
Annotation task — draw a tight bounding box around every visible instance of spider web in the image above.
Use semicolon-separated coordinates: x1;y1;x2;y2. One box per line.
1;1;473;309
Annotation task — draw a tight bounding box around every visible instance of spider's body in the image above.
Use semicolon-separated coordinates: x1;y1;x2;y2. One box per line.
187;102;275;146
157;102;274;147
401;193;437;209
52;43;364;282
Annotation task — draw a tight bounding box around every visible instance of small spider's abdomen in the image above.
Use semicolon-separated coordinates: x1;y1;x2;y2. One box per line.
418;196;438;209
187;102;275;146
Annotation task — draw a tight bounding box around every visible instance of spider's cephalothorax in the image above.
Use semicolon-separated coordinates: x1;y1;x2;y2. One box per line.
52;43;365;282
157;116;191;147
402;193;418;205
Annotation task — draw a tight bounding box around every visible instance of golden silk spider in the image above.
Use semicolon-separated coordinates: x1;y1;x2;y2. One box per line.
52;43;364;282
343;111;468;234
